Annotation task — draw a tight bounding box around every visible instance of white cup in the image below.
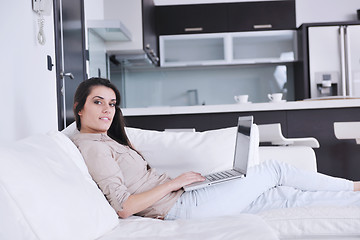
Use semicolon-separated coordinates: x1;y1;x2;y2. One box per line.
268;93;283;102
234;95;249;104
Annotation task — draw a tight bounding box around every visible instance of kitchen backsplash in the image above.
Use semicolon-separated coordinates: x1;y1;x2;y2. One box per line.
110;63;295;108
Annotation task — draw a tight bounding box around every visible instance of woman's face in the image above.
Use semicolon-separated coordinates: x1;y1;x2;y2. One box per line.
78;85;116;134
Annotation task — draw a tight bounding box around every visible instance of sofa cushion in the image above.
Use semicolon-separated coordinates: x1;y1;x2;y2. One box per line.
0;184;37;240
99;214;279;240
259;206;360;238
0;131;119;240
125;126;259;178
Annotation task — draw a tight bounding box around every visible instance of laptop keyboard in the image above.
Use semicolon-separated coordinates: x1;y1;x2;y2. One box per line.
206;170;236;182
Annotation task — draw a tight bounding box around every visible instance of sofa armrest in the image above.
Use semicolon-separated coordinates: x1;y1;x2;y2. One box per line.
259;146;317;172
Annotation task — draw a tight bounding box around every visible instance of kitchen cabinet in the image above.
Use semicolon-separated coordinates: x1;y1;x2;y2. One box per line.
231;30;297;64
124;107;360;181
159;30;297;67
227;0;296;32
159;33;227;67
156;0;296;36
156;1;296;67
156;3;227;35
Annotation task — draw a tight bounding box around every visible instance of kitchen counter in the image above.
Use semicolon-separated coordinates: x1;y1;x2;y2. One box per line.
122;98;360;116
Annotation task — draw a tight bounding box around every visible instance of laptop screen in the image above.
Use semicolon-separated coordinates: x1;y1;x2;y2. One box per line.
233;116;253;174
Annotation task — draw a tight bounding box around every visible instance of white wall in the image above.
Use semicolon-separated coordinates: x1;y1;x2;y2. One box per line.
0;0;58;142
296;0;360;26
84;0;104;20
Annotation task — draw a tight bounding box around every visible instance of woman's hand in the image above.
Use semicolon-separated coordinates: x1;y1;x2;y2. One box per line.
169;172;206;191
118;172;205;218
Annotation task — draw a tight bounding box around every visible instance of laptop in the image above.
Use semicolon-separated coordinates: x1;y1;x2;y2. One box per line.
183;116;254;191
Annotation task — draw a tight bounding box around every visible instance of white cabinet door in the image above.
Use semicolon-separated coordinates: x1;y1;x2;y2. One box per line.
232;30;296;64
346;25;360;97
308;26;343;97
159;33;228;67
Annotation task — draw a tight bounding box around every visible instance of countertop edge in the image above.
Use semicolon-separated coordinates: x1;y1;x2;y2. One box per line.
122;99;360;116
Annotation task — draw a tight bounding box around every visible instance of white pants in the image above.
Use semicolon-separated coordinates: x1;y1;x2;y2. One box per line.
165;160;357;220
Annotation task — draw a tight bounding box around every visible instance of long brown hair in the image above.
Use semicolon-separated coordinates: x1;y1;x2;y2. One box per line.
73;77;141;156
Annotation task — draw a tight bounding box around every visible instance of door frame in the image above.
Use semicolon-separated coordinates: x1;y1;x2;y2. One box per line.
52;0;87;130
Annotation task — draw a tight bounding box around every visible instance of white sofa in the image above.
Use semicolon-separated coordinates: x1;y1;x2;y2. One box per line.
0;124;359;240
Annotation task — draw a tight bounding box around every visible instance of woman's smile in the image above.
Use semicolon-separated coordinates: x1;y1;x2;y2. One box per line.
99;117;111;121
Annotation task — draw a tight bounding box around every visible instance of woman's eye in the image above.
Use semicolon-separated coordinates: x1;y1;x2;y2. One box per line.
94;100;102;105
110;103;116;107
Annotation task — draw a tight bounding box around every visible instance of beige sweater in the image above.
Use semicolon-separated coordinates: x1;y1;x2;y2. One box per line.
71;133;183;219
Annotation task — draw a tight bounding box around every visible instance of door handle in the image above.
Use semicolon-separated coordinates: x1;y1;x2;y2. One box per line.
253;24;272;29
60;71;74;79
339;26;347;96
184;27;203;32
343;26;353;96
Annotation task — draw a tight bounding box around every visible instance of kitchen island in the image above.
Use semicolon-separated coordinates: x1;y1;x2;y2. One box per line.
123;98;360;181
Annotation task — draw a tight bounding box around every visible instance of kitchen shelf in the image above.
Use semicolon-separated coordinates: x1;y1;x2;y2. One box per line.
87;20;132;42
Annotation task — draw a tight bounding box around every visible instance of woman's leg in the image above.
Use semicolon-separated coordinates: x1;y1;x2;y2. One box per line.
242;185;360;214
260;160;353;192
165;160;354;220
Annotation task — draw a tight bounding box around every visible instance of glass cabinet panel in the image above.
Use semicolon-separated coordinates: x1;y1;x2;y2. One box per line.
232;30;297;64
160;34;227;67
159;30;297;67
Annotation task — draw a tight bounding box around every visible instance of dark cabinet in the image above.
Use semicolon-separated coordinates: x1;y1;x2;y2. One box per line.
142;0;159;64
156;0;296;36
227;0;296;32
156;3;227;35
125;110;287;132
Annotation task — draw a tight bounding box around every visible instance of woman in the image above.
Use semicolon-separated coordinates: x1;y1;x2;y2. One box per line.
71;77;360;220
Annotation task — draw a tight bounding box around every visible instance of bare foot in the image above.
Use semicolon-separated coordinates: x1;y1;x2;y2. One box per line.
354;182;360;191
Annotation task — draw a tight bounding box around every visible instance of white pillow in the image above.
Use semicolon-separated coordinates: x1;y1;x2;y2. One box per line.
125;125;259;178
61;121;79;138
0;131;119;240
51;130;90;177
259;206;360;238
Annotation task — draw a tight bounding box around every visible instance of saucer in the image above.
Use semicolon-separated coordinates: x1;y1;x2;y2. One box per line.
269;100;286;103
